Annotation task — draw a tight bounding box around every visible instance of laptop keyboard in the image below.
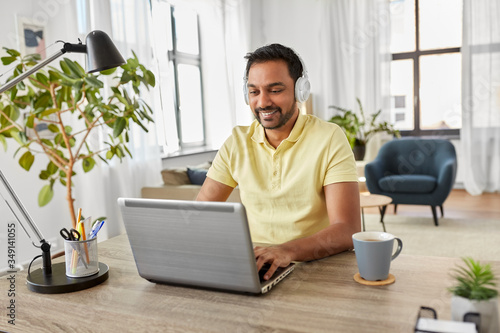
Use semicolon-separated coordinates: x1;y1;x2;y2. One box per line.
258;263;288;283
258;263;272;282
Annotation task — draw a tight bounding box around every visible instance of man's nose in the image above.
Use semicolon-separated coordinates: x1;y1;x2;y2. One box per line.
256;91;272;108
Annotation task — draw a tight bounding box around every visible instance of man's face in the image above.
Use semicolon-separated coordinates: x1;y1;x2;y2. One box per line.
246;60;297;130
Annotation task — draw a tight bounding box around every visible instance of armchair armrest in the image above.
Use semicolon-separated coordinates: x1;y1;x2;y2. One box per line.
365;159;386;193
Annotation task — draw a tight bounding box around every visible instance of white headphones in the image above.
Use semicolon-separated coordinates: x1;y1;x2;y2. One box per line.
243;51;311;105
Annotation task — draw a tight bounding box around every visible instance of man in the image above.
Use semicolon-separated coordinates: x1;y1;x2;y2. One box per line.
197;44;360;280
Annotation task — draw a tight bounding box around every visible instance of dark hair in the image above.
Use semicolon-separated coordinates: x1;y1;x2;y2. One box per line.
244;43;303;83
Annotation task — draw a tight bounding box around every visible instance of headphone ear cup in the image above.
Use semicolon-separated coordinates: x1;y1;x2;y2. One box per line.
295;76;311;103
243;79;249;105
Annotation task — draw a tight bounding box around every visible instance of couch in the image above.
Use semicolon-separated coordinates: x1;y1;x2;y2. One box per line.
141;163;241;202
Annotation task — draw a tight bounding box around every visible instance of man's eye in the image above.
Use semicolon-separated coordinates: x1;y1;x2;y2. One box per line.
249;90;258;95
271;90;282;94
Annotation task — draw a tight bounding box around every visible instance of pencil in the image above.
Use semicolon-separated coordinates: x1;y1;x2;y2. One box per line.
76;208;82;227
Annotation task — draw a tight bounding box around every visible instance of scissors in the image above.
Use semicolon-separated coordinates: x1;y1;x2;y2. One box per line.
60;228;88;269
60;228;81;241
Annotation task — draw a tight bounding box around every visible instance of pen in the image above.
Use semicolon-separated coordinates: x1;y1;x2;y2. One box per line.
89;220;105;239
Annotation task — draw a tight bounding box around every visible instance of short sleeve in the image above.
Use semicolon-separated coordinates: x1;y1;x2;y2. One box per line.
207;135;238;188
323;126;359;186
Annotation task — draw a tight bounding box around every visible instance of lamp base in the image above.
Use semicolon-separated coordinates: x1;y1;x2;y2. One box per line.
27;262;109;294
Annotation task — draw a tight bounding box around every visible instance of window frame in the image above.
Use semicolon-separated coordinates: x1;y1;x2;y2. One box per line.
168;6;207;148
392;0;461;138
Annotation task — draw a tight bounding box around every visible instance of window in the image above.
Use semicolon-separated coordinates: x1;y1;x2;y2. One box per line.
390;0;462;137
168;6;206;148
151;3;206;153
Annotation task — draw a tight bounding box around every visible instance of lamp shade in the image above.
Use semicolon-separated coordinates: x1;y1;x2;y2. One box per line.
85;30;125;73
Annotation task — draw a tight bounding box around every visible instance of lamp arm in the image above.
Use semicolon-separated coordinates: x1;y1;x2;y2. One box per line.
0;42;87;94
0;49;65;94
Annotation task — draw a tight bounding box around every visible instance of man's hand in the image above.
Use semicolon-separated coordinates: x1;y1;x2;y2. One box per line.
254;245;294;280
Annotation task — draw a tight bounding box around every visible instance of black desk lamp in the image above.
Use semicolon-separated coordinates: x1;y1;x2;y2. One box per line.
0;30;125;93
0;30;125;293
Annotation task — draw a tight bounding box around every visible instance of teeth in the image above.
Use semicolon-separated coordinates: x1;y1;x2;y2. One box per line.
261;110;277;116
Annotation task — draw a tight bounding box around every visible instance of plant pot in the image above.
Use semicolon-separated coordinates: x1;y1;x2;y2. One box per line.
451;295;499;333
352;145;366;161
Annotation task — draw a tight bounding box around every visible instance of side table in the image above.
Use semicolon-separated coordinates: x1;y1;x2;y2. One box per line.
359;193;392;232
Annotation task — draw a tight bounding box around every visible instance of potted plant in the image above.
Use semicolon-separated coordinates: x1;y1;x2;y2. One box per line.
448;257;499;333
0;48;155;228
328;97;400;160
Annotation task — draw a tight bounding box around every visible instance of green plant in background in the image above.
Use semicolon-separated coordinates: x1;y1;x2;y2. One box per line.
0;48;155;228
328;97;400;149
448;257;498;300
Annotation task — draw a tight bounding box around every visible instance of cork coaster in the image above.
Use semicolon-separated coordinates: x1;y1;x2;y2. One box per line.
353;273;395;286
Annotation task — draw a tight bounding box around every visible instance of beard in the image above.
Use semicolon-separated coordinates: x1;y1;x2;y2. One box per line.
253;104;296;130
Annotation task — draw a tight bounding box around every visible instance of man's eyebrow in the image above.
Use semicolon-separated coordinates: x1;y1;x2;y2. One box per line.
247;82;286;88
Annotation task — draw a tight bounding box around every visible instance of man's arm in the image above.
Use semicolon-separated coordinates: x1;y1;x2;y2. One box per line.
196;177;235;202
254;181;361;280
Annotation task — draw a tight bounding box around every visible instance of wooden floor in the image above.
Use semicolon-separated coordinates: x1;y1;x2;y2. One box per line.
362;189;500;220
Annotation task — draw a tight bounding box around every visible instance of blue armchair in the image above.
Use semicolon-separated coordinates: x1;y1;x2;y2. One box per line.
365;138;457;226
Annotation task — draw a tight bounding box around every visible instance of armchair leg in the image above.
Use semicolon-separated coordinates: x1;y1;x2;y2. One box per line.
394;204;398;214
431;206;439;226
439;205;444;217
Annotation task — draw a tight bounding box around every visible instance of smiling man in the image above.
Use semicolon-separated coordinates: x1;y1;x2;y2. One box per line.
197;44;361;280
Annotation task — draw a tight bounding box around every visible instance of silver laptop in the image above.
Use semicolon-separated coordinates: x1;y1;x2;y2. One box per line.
117;198;295;294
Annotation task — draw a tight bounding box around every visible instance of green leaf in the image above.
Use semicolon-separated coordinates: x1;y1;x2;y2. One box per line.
120;72;133;84
40;108;60;117
106;150;114;159
19;151;35;171
25;114;35;128
113;117;127;138
100;67;117;75
48;69;62;81
145;70;156;87
34;93;52;109
1;56;17;66
6;49;21;57
23;53;41;62
41;139;54;147
48;124;59;133
63;58;85;78
0;134;7;151
35;72;49;87
38;184;54;207
82;157;96;172
84;76;104;89
39;170;50;180
47;161;58;175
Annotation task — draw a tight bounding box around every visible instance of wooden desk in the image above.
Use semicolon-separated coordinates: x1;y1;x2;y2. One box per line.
2;234;499;332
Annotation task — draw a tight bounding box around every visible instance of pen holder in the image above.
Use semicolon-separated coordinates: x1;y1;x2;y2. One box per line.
64;237;99;278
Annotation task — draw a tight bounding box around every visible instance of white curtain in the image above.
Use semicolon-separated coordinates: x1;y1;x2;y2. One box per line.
74;0;162;239
462;0;500;195
319;0;391;161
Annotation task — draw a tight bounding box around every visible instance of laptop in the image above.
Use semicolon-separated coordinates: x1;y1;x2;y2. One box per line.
117;198;295;294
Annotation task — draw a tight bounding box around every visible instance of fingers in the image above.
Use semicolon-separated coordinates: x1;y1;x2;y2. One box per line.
253;246;291;280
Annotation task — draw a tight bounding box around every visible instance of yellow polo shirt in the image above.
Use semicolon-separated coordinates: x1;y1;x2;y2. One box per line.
207;113;358;244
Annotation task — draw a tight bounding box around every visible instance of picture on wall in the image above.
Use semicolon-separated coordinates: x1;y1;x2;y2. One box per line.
16;16;47;59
